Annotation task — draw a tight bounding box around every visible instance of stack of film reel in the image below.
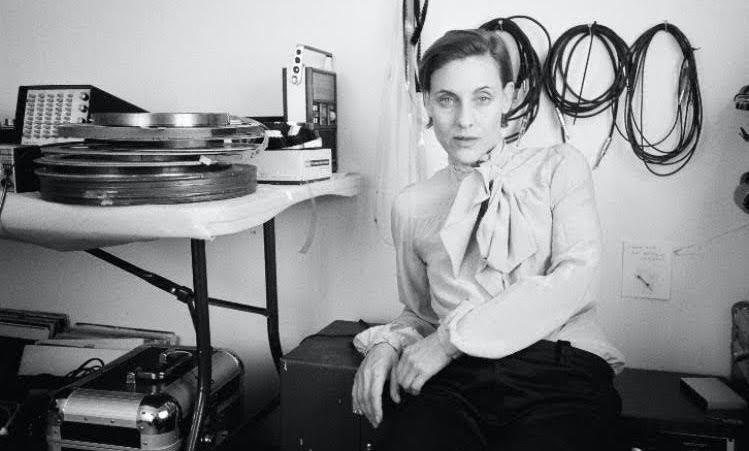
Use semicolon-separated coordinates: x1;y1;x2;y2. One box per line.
35;113;265;206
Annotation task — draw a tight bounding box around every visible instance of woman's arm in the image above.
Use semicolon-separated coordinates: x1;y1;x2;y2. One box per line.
440;145;603;358
354;188;437;355
353;307;435;355
353;187;437;428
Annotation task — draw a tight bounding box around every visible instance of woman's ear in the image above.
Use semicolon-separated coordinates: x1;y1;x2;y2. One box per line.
422;92;434;128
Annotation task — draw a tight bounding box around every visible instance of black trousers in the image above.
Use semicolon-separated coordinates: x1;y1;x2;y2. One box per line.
377;340;622;451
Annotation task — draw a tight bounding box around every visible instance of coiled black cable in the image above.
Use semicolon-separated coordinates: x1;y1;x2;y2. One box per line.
411;0;429;58
623;22;702;176
544;22;628;166
65;357;104;379
480;16;550;143
404;0;429;91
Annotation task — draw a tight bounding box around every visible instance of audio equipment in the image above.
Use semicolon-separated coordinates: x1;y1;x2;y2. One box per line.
92;112;230;128
254;121;330;183
253;148;331;184
623;23;702;176
0;144;42;193
0;119;15;144
46;345;242;451
0;400;21;445
480;16;551;144
43;142;248;157
34;113;264;206
544;22;628;168
14;85;146;146
58;123;262;141
35;162;257;206
283;45;337;171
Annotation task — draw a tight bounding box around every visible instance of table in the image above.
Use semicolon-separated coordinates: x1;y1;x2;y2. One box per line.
0;173;362;451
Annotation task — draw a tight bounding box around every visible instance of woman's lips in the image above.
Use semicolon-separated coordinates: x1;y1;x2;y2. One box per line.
453;136;479;146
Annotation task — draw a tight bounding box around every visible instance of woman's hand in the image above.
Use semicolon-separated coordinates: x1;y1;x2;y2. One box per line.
396;332;452;396
352;342;401;428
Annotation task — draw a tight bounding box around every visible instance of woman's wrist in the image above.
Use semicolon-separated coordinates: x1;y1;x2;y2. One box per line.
371;340;400;356
436;323;462;359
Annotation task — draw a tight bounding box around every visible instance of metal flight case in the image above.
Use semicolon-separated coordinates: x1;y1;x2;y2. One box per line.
46;345;243;451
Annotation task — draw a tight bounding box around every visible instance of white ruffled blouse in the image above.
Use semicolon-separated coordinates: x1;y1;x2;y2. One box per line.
354;143;625;373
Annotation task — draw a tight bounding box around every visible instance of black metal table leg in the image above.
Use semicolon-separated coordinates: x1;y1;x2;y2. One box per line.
86;248;269;317
185;239;212;451
84;221;287;442
263;219;283;373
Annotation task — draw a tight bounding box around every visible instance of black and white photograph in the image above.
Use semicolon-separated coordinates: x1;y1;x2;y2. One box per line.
0;1;748;450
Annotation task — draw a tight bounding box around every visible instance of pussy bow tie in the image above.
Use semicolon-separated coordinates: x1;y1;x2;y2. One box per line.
439;161;537;297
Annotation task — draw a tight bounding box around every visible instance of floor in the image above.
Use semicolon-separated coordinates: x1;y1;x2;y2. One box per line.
217;408;281;451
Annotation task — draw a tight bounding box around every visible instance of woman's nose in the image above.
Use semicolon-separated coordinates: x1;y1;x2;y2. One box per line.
455;104;474;128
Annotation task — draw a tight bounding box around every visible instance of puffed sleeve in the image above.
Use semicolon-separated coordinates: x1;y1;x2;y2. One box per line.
439;145;603;358
353;190;437;355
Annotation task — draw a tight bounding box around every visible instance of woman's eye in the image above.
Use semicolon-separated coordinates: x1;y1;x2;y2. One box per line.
477;95;492;103
438;96;455;106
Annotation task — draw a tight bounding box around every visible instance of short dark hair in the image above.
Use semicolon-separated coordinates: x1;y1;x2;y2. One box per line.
419;29;514;93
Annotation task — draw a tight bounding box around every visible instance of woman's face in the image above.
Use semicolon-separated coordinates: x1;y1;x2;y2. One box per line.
425;54;514;166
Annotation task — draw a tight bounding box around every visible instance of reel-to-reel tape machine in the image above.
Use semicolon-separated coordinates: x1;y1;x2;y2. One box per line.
35;113;266;206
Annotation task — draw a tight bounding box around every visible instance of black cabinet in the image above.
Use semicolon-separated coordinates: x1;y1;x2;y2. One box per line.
280;320;374;451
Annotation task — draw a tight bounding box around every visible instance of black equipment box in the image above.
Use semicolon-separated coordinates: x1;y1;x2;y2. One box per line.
281;320;384;451
615;368;748;451
14;84;145;146
0;144;41;192
46;345;243;451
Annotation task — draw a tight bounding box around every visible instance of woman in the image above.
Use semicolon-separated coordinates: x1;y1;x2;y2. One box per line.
352;29;624;451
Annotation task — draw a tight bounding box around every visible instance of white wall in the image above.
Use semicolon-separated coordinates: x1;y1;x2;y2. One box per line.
1;0;748;436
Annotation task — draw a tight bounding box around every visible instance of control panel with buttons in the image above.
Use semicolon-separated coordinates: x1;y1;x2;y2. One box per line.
21;89;92;145
13;85;146;146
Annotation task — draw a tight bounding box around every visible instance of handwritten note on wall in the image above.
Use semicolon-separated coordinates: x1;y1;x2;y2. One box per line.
621;241;673;301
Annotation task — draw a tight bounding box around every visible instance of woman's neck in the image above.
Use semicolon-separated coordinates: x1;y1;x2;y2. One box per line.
448;141;508;180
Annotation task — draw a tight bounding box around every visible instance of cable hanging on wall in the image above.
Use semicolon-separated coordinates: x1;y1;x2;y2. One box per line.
479;15;550;144
403;0;429;91
543;22;629;168
623;22;703;176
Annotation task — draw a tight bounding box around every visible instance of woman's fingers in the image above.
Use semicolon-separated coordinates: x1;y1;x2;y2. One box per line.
366;370;385;426
394;334;452;395
396;358;420;395
360;370;376;424
409;373;429;395
389;363;401;404
352;344;399;428
352;368;364;413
